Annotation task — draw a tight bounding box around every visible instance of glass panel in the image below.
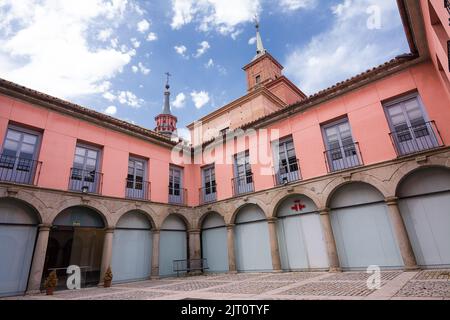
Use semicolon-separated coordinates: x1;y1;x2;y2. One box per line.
6;130;21;141
74;155;84;165
23;134;37;145
87;150;98;159
20;143;34;154
3;140;19;152
86;158;96;168
75;147;86;156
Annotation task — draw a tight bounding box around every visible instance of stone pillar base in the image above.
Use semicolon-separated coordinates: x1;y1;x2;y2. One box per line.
150;276;160;280
25;289;41;295
403;265;421;272
329;267;342;273
227;270;238;274
272;269;283;273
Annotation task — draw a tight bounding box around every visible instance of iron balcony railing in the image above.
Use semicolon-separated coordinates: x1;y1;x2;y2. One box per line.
274;159;301;186
68;168;103;194
199;185;217;204
389;121;443;157
324;142;363;173
169;187;187;205
232;173;254;196
0;154;42;185
125;178;150;200
446;0;450;14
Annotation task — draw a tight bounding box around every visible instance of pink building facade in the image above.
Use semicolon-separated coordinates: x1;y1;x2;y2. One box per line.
0;0;449;297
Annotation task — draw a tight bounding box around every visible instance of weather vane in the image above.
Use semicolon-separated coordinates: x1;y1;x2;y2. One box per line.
165;72;171;87
253;14;260;30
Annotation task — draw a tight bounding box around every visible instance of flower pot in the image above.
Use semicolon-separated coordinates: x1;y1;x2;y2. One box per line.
104;280;112;288
46;287;55;295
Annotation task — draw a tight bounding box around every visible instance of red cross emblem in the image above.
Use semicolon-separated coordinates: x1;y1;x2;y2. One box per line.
291;200;306;212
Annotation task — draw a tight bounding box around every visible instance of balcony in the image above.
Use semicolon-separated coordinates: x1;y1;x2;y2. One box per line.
0;154;41;185
274;159;301;186
446;0;450;14
169;187;187;205
125;178;150;201
199;186;217;205
389;121;443;157
68;168;103;194
232;174;254;196
324;142;363;173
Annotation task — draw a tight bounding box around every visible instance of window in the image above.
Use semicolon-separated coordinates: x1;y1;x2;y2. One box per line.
274;136;300;185
384;93;440;156
201;165;216;203
126;157;148;199
0;126;40;184
69;144;101;193
322;118;361;172
255;75;261;84
169;165;184;204
233;150;253;195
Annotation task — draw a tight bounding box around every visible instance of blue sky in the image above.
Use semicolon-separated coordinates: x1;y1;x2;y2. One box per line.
0;0;409;140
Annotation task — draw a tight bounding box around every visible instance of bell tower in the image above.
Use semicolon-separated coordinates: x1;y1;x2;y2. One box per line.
155;72;178;136
243;19;284;92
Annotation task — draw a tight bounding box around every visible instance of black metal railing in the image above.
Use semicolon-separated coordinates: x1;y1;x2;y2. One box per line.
173;258;209;277
389;121;443;157
0;154;42;185
445;0;450;14
199;186;217;204
324;142;363;173
68;168;103;194
232;173;254;196
125;178;150;200
169;187;187;205
274;159;301;186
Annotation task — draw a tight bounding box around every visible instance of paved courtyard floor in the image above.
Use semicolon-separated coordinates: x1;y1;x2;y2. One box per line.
4;270;450;300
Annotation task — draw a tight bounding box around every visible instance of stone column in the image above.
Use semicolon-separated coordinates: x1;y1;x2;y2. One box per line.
150;229;161;279
188;229;201;260
26;224;51;294
151;229;160;279
267;217;282;272
385;197;418;271
319;208;341;272
99;227;114;285
226;224;237;273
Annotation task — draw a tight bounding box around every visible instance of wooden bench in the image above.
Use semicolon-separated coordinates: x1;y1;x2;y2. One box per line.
173;259;209;277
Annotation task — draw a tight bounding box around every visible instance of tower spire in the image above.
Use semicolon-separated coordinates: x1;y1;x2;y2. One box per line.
254;15;266;60
163;72;172;115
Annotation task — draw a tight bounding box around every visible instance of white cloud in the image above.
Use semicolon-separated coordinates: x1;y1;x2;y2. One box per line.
117;90;143;108
248;36;256;45
146;32;158;41
104;105;117;115
174;45;188;58
131;65;139;73
177;127;191;143
284;0;408;94
170;0;261;36
205;58;214;68
138;62;150;75
130;38;140;48
194;41;210;58
191;90;210;109
103;91;116;101
137;19;150;33
98;28;113;41
0;0;139;99
172;92;186;108
279;0;317;11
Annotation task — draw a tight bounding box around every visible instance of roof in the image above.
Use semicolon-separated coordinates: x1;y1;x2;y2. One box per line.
0;77;178;148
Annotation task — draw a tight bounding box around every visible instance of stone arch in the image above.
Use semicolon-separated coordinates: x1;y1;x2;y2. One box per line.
113;203;157;229
197;210;226;229
0;196;43;224
52;198;112;227
324;176;389;208
229;202;267;224
268;188;323;218
0;190;48;223
394;164;450;197
160;212;191;230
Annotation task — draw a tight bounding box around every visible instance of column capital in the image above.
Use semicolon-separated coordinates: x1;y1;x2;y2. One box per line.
267;217;278;224
385;197;399;206
152;228;161;234
226;224;235;230
38;224;52;231
105;227;115;233
188;228;201;234
318;207;330;215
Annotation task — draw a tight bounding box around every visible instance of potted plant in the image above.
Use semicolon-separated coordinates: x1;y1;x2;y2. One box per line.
44;270;58;295
104;266;113;288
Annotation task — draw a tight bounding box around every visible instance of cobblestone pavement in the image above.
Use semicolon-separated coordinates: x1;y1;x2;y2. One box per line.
3;270;450;300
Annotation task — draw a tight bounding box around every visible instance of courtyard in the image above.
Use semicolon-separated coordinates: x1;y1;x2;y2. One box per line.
4;270;450;300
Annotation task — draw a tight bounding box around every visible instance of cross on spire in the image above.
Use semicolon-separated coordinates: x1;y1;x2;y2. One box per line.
165;72;171;89
253;15;266;59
